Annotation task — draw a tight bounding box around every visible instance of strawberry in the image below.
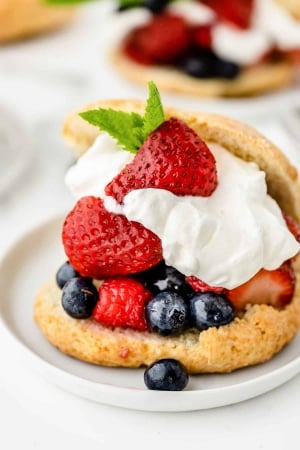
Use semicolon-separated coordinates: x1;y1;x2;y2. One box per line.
201;0;254;29
190;24;213;49
283;49;300;65
186;276;225;294
105;117;218;203
122;14;190;64
62;196;162;279
227;262;296;310
93;277;152;330
283;213;300;243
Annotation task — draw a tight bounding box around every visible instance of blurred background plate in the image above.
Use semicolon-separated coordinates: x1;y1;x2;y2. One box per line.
0;105;34;196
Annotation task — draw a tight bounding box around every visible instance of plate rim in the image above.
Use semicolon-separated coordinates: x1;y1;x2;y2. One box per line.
0;214;300;412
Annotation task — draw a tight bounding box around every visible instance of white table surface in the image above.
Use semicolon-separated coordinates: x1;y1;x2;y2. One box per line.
0;3;300;449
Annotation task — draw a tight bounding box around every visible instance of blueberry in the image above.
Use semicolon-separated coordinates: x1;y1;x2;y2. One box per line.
189;292;235;330
142;0;169;13
181;52;218;78
216;59;240;79
56;261;80;289
145;291;189;336
144;359;189;391
62;277;98;319
134;260;194;298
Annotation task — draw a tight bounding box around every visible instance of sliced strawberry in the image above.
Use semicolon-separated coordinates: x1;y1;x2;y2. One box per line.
227;262;296;311
93;277;152;330
122;14;190;64
283;48;300;65
283;213;300;243
190;24;213;49
186;276;225;294
105;117;218;203
201;0;254;29
62;196;162;278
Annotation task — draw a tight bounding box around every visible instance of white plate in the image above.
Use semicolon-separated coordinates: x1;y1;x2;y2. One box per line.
0;105;34;196
0;215;300;412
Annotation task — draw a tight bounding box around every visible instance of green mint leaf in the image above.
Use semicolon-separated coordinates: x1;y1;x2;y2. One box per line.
80;81;165;153
143;80;165;139
119;0;142;7
80;109;144;153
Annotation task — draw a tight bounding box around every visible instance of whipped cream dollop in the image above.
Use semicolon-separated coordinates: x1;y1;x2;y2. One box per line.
65;134;134;199
106;0;300;65
253;0;300;50
65;134;299;289
167;1;216;25
212;25;271;65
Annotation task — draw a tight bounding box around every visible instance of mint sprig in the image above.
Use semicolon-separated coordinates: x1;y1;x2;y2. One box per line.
80;81;165;153
143;81;165;138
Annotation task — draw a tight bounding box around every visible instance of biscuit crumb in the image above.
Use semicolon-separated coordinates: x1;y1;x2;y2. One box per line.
119;348;130;358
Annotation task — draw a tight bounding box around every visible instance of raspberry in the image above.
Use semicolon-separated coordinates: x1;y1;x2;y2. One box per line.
93;277;153;330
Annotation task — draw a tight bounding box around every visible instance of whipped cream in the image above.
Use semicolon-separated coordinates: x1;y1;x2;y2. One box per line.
212;25;271;65
65;134;134;199
66;134;300;289
253;0;300;50
106;0;300;65
167;1;216;25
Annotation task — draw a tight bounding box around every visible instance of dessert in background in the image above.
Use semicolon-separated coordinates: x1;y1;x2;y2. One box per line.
0;0;75;43
108;0;300;96
34;82;300;391
275;0;300;19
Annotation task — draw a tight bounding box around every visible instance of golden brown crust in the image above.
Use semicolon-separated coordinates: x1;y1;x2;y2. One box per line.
34;266;300;373
0;0;75;43
62;99;300;222
109;47;295;97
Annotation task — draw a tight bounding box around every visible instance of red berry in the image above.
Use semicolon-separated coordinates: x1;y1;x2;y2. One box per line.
105;117;218;203
284;49;300;65
201;0;254;29
227;262;296;311
283;213;300;243
190;24;213;49
93;277;152;330
186;276;225;294
62;196;162;279
123;14;190;64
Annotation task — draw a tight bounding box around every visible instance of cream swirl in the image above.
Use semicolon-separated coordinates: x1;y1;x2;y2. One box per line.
66;135;299;289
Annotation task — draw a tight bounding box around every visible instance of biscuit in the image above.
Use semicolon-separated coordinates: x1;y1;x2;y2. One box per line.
34;272;300;373
0;0;75;43
109;48;295;97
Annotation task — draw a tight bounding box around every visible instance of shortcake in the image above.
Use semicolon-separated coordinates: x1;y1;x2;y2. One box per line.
34;83;300;390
